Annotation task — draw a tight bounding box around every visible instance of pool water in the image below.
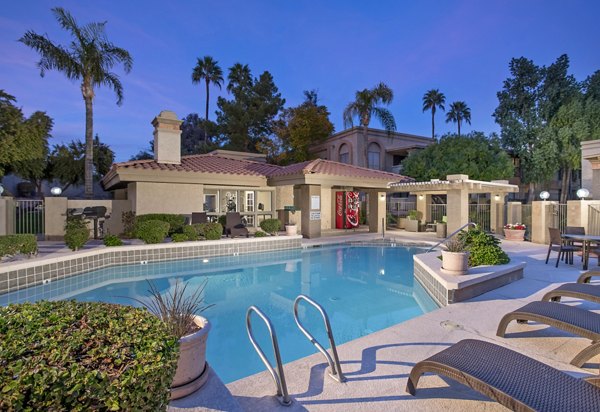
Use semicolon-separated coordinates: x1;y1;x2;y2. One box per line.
1;244;438;383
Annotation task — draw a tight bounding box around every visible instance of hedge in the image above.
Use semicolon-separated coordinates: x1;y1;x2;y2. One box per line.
200;222;223;240
254;231;267;237
0;234;38;258
134;220;170;244
135;214;186;236
172;233;190;242
64;216;89;251
0;301;179;411
260;218;281;235
103;234;123;247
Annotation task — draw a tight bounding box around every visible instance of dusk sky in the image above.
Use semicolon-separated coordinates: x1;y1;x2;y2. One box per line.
2;0;600;161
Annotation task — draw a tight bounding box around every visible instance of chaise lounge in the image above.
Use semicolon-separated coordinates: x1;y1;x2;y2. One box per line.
406;339;600;411
226;212;249;238
496;301;600;367
542;282;600;304
579;271;600;284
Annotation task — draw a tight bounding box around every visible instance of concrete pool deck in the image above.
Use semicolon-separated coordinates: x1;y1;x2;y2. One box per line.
170;230;600;411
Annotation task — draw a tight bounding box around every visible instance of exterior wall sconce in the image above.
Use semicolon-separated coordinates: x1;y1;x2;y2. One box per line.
494;194;500;201
0;184;4;196
577;188;590;200
418;195;424;200
50;187;63;196
539;191;550;201
379;193;386;201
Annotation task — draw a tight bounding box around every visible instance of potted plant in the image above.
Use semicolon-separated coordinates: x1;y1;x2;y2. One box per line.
284;205;298;236
441;237;469;275
133;279;213;400
405;210;422;232
503;223;526;241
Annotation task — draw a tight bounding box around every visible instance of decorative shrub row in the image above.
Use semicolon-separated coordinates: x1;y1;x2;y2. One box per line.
181;223;223;241
103;234;124;247
64;216;89;251
134;220;170;244
459;227;510;266
260;218;281;235
135;214;186;236
254;231;267;237
0;234;38;258
0;301;179;411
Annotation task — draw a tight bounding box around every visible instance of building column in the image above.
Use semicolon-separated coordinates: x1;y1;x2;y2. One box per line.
489;194;506;234
0;197;15;236
446;188;469;234
416;194;427;223
299;185;321;238
567;200;600;231
368;191;387;234
44;197;68;240
531;201;557;245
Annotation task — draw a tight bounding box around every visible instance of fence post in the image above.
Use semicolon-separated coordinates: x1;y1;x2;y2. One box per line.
44;197;68;240
531;201;556;244
490;195;505;234
0;197;15;236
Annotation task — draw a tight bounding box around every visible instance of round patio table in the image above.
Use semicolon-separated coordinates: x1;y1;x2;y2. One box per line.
561;234;600;270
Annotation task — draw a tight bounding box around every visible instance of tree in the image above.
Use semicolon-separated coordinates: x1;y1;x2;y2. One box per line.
445;101;471;136
343;82;396;168
50;135;114;192
401;132;514;181
275;90;334;164
216;64;284;153
20;7;132;198
180;114;219;155
191;56;223;148
422;89;446;139
0;90;53;186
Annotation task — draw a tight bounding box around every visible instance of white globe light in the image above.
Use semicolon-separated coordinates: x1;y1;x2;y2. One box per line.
0;185;4;195
577;188;590;199
539;191;550;200
50;187;62;196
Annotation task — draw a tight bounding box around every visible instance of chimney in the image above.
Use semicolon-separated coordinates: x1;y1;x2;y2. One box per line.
152;110;182;164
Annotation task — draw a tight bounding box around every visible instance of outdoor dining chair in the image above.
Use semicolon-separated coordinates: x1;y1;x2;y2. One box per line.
546;227;581;267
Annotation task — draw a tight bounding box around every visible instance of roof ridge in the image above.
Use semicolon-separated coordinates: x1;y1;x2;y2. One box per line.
183;153;283;168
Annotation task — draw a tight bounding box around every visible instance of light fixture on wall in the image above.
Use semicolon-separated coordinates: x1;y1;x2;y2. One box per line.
50;187;62;196
379;193;386;201
577;188;590;200
494;194;500;201
539;191;550;201
418;194;424;200
0;184;4;196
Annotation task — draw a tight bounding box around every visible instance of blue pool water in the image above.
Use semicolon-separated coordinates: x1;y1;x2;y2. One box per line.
1;244;438;383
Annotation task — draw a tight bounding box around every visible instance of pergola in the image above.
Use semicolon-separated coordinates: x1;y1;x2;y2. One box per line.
388;174;519;234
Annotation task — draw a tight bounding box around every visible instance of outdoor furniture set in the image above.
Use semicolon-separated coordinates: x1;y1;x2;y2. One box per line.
546;226;600;270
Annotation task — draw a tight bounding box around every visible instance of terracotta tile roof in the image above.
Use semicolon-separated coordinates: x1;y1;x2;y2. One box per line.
268;159;413;181
109;154;282;177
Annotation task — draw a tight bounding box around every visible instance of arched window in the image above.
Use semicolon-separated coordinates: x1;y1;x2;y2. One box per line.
338;144;350;164
367;142;381;170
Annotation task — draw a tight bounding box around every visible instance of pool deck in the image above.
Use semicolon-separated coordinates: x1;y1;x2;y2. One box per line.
170;230;600;411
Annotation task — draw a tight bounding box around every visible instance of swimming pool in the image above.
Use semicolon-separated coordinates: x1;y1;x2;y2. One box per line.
0;244;438;383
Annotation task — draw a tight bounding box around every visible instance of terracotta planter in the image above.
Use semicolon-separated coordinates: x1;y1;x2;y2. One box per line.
285;224;297;236
441;250;469;275
504;229;525;241
170;315;211;400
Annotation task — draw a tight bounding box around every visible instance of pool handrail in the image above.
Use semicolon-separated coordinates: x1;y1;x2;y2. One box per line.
246;306;292;406
425;222;477;253
293;294;346;383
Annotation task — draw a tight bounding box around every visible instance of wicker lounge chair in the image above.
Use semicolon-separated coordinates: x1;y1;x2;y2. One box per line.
542;283;600;304
496;301;600;367
406;339;600;411
191;212;208;224
579;271;600;284
226;212;249;238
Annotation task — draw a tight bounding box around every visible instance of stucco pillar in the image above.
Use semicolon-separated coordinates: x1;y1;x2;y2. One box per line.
490;195;505;234
531;201;556;245
506;202;522;225
446;189;469;234
0;197;15;236
567;200;600;231
368;191;386;233
416;194;427;223
299;185;321;238
44;196;68;240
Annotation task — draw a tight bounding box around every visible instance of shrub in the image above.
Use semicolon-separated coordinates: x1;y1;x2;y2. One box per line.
217;215;227;231
408;210;422;220
103;234;123;247
182;225;199;241
64;216;89;251
459;227;510;266
134;220;169;244
199;222;223;240
0;234;38;258
254;231;267;237
445;237;467;253
0;301;178;411
260;218;281;235
121;211;136;238
136;214;186;236
172;233;190;242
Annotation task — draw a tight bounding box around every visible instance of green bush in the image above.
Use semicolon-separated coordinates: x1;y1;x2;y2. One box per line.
121;211;136;238
260;218;281;235
136;214;186;236
134;220;169;244
64;216;89;251
459;227;510;266
103;234;123;247
217;215;227;231
182;225;199;241
0;301;178;411
199;222;223;240
172;233;190;242
0;234;38;258
254;231;267;237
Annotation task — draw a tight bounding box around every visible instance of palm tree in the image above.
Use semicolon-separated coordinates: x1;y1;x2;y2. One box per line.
191;56;224;124
343;83;396;168
20;7;132;199
422;89;446;139
445;101;471;136
226;63;252;93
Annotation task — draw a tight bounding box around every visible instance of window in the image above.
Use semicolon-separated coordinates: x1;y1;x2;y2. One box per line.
339;144;350;164
245;191;255;212
367;143;380;170
204;194;217;212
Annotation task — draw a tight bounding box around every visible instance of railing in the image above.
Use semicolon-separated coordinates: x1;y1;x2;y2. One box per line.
589;205;600;235
552;203;568;233
425;222;477;253
14;199;44;237
428;204;447;223
293;295;346;383
246;306;291;406
387;199;416;217
468;204;490;232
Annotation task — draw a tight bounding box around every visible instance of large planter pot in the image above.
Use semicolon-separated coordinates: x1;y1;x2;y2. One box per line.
504;229;525;241
441;250;469;275
170;315;211;400
285;224;297;236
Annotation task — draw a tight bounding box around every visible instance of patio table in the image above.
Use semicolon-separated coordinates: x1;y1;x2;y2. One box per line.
561;234;600;270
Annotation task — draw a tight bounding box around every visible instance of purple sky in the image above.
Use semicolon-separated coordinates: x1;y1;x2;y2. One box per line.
2;0;599;161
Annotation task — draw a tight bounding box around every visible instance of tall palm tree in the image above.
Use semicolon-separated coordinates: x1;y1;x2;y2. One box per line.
191;56;224;123
422;89;446;139
226;63;252;92
343;82;396;168
445;101;471;136
20;7;132;198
